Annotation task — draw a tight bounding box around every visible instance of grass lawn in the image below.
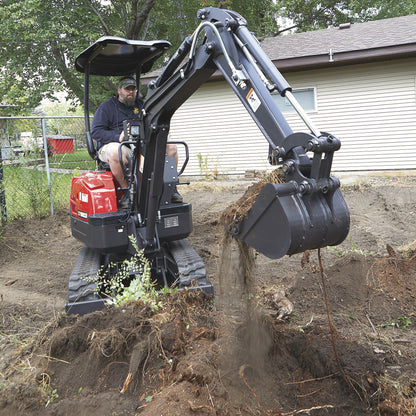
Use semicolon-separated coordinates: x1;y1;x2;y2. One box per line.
1;149;94;222
48;148;96;170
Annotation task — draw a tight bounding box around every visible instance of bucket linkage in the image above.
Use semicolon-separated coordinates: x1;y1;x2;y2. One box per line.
228;132;350;259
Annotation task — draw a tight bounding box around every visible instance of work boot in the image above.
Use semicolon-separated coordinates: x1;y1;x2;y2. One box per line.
171;187;183;203
118;191;130;209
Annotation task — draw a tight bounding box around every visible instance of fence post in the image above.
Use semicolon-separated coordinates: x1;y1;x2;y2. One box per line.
0;146;7;225
41;118;54;216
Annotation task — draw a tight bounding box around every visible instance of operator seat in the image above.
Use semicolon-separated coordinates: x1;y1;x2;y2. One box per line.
90;137;111;171
97;159;111;172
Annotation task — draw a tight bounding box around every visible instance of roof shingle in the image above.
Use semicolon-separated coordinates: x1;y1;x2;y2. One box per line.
143;14;416;79
260;14;416;60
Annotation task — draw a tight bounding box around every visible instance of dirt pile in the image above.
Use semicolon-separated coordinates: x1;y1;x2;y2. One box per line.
1;176;416;415
0;289;394;415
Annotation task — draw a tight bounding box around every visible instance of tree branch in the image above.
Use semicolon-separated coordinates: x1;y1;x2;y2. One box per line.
140;13;151;40
85;0;112;35
275;24;298;35
111;0;129;35
50;41;84;104
131;0;158;39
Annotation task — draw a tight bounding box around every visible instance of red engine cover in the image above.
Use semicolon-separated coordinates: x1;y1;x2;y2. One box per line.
70;171;118;221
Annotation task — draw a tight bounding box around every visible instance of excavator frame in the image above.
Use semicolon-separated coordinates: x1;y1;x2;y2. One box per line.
67;7;350;315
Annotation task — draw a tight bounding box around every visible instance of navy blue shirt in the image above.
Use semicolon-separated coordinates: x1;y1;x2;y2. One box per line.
91;96;143;150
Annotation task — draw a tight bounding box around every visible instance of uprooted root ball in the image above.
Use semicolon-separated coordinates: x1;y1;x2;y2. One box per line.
219;168;284;232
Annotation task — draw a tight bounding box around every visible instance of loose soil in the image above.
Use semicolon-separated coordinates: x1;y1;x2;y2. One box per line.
1;174;416;415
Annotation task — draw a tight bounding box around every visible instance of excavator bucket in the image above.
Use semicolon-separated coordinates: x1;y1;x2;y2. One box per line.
233;181;350;259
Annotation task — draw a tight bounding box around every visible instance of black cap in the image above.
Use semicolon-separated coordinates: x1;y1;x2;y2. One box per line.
119;76;136;89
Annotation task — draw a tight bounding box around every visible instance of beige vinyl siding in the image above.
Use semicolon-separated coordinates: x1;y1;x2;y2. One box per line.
170;82;268;176
170;58;416;175
284;58;416;171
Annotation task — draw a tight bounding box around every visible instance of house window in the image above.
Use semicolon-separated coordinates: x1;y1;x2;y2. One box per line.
272;88;316;113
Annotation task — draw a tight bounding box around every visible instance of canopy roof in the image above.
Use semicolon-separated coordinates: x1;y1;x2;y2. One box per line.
75;36;171;76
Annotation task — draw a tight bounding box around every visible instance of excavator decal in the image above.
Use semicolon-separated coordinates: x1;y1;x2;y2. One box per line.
246;88;261;112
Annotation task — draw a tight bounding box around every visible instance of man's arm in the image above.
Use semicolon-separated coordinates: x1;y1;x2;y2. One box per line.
91;100;121;146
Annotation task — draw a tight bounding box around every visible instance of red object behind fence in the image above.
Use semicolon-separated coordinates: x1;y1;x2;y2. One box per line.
47;135;74;154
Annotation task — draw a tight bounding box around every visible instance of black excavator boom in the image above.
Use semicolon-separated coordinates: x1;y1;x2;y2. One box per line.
143;7;350;259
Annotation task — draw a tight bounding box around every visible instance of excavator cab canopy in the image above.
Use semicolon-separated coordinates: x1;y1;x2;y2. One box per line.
75;36;171;160
75;36;171;76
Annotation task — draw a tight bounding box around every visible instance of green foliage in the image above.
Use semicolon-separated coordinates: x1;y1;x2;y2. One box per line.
1;0;412;114
378;316;412;331
197;152;220;180
148;0;279;51
3;118;40;143
160;286;178;296
25;169;51;218
48;149;96;170
0;0;98;113
197;152;210;179
14;152;51;219
0;0;279;114
327;235;375;257
39;373;58;408
1;145;94;223
90;236;162;310
277;0;416;32
39;97;84;118
0;0;158;113
50;171;76;211
228;0;280;36
397;316;412;330
2;163;73;221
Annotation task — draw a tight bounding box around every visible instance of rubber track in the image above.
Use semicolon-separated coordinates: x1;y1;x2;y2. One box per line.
68;246;100;303
168;239;207;287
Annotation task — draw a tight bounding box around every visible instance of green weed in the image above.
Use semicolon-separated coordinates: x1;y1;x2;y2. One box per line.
87;236;161;310
377;316;412;331
196;152;223;180
39;373;59;408
327;235;374;258
160;286;178;296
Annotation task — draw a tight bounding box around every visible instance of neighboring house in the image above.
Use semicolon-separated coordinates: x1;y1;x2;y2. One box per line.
144;14;416;176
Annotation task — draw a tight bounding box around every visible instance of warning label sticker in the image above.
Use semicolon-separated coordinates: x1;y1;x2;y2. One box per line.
79;192;88;203
78;210;88;219
246;88;261;112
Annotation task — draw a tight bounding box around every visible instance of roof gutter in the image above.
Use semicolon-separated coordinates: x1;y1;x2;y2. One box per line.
273;43;416;72
142;43;416;83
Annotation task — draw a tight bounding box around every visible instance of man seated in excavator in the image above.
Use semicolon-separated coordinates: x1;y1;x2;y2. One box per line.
91;76;182;208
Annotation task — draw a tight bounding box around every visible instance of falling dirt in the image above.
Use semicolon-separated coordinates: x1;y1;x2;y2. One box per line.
1;174;416;415
218;169;284;233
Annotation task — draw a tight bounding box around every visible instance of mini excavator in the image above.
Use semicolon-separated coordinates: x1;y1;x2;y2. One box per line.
67;7;350;315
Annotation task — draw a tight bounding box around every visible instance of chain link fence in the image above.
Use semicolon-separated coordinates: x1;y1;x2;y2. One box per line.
0;116;95;226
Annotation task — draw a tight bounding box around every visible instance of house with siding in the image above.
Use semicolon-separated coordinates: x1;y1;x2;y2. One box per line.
144;14;416;176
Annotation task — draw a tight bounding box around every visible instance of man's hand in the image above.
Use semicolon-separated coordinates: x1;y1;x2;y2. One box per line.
120;122;130;142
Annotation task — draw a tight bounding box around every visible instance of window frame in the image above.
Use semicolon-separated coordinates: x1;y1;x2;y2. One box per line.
272;87;318;114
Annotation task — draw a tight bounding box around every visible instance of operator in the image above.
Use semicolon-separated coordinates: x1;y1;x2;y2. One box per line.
92;76;182;207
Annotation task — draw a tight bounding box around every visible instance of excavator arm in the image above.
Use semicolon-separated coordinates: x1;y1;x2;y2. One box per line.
138;7;350;258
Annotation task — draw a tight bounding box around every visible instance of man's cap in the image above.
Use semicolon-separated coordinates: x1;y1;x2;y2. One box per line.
119;76;136;89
